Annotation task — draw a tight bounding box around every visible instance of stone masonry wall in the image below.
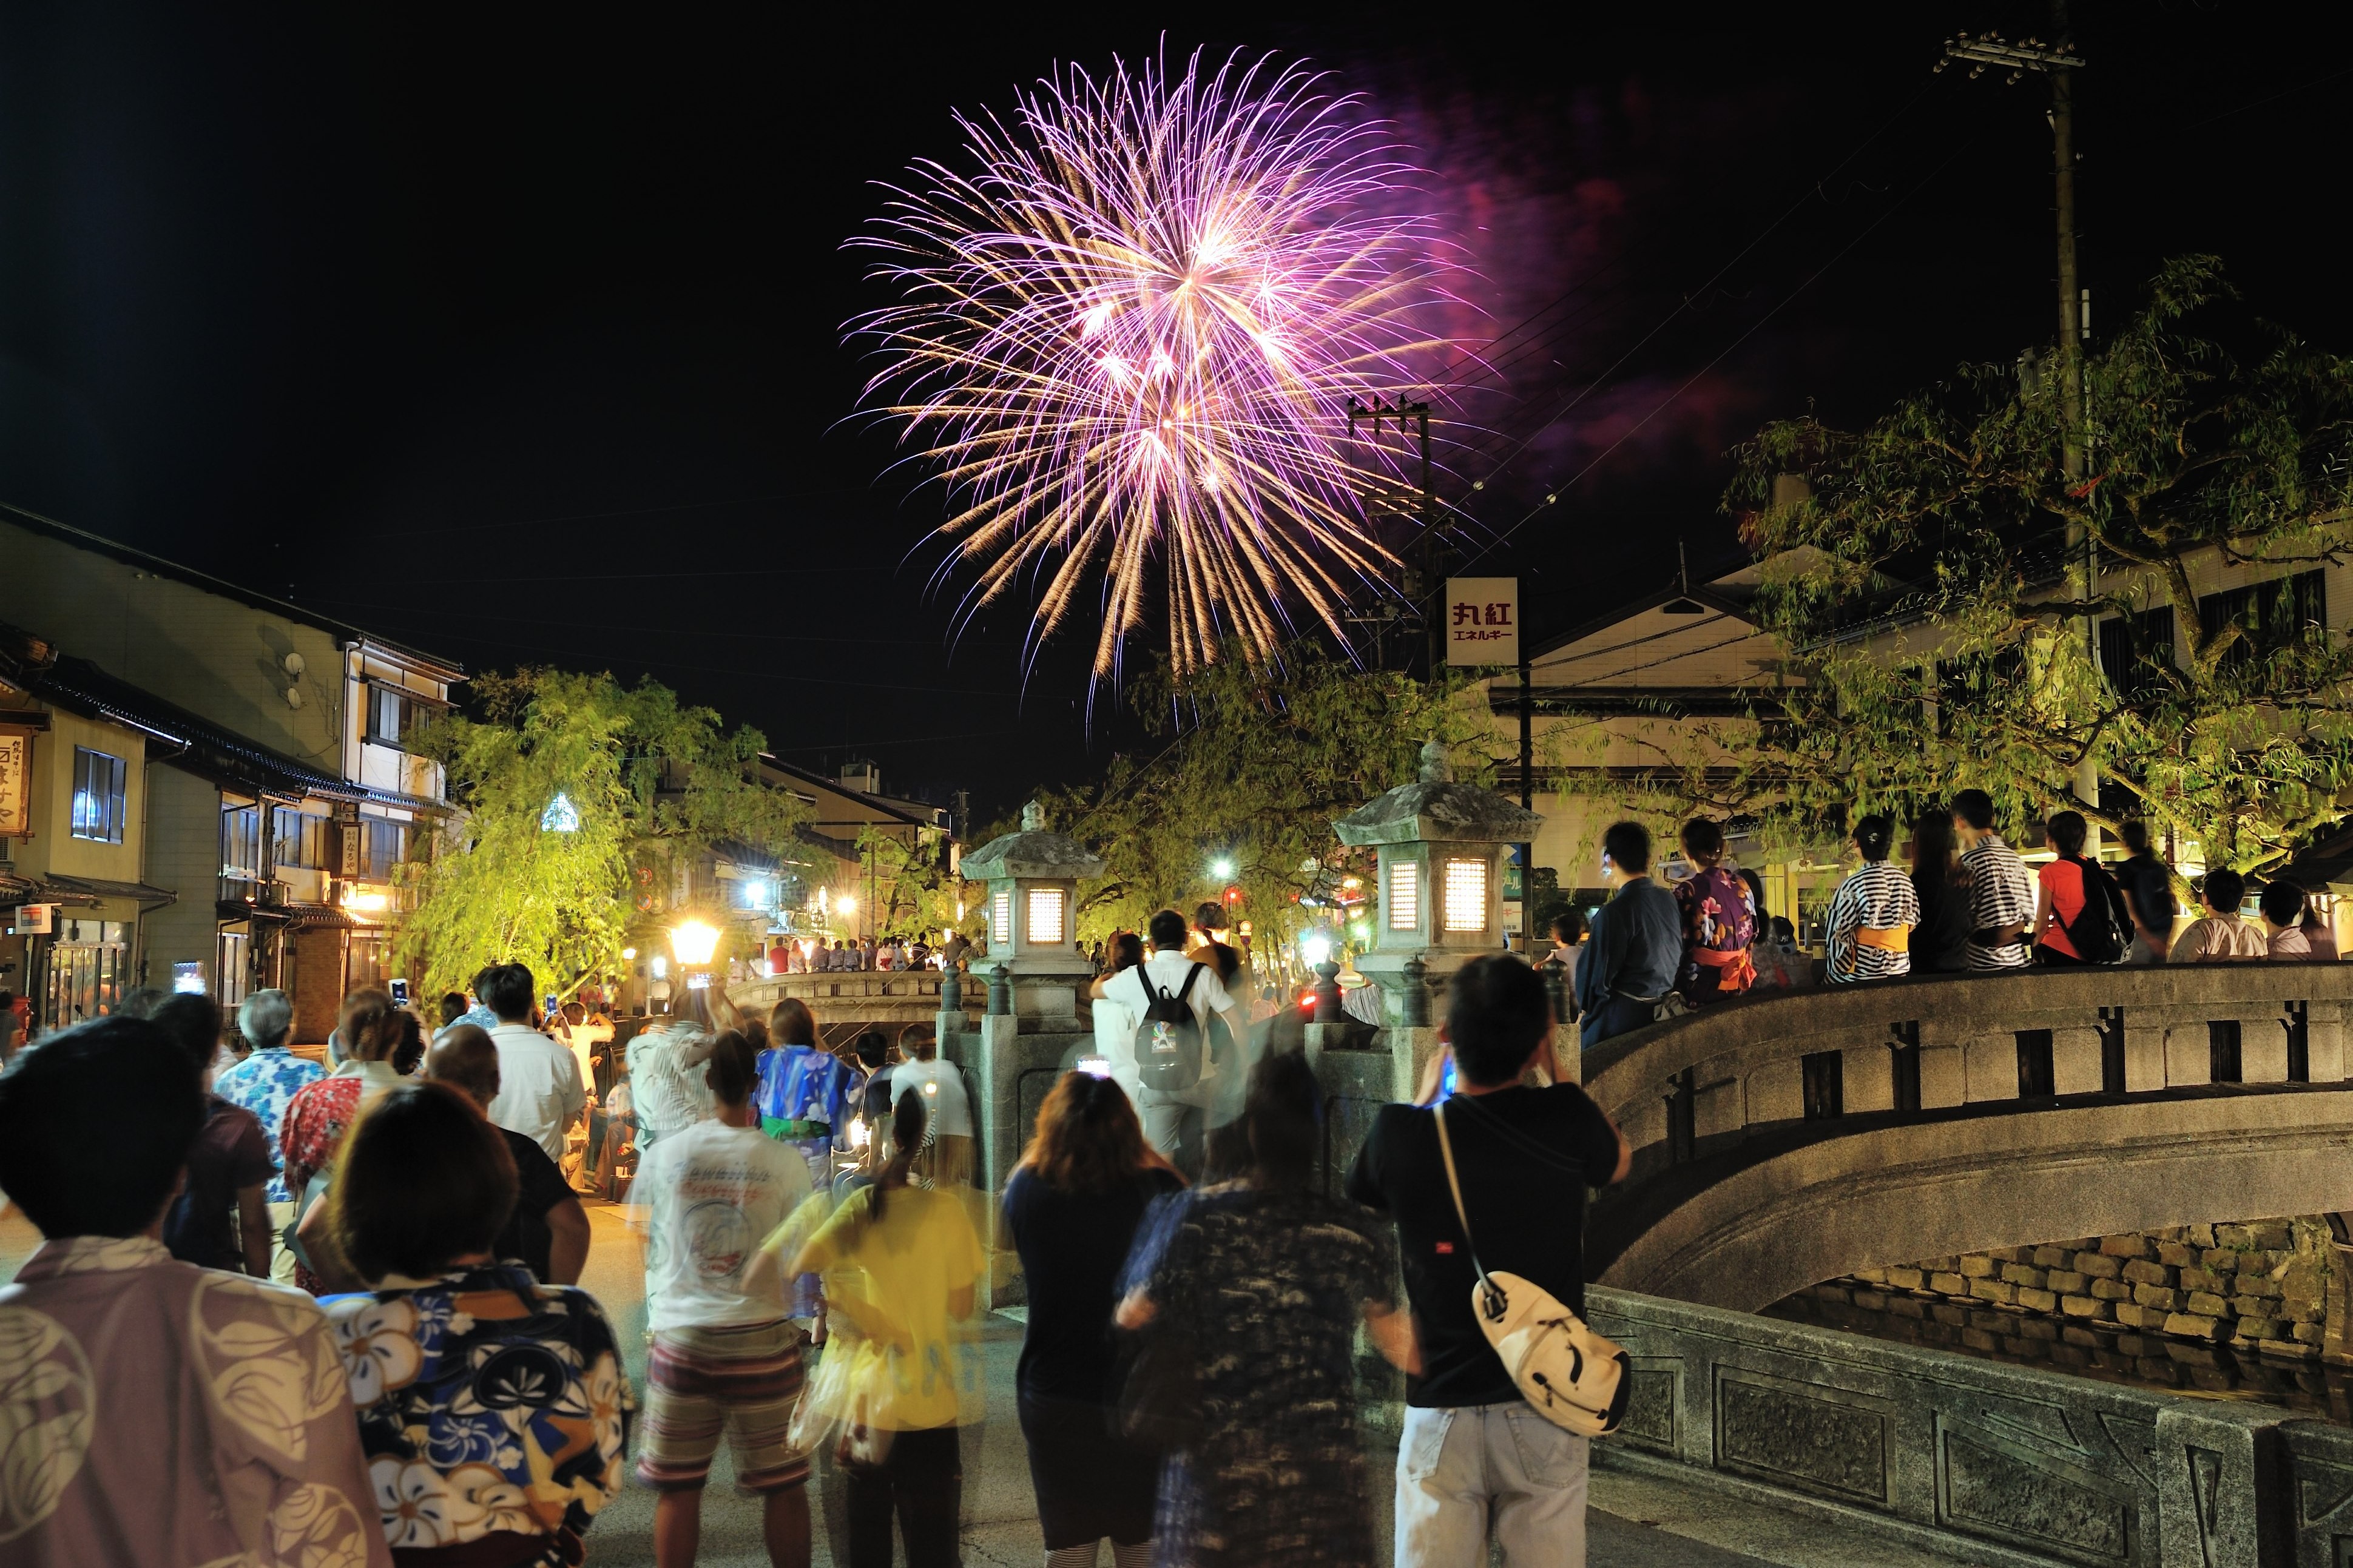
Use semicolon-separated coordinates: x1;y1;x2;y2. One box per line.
1810;1217;2333;1359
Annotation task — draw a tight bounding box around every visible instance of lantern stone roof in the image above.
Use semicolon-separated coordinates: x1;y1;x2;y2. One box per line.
1332;741;1544;847
960;799;1106;881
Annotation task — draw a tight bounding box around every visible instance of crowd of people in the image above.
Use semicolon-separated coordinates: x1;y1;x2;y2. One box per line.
1567;793;2343;1048
2;796;2339;1567
0;904;1651;1568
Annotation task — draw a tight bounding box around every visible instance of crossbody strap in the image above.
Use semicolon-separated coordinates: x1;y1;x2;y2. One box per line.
1433;1102;1505;1317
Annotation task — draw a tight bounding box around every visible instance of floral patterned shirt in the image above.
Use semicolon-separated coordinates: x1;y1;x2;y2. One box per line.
0;1234;390;1567
322;1263;633;1558
214;1045;328;1202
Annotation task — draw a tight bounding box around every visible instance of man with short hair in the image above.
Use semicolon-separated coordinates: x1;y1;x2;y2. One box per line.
2172;869;2269;963
1093;907;1243;1160
1573;821;1683;1048
427;1024;593;1282
1347;955;1632;1568
1951;790;2036;971
211;986;325;1284
481;961;588;1163
0;1017;390;1567
2116;822;2178;964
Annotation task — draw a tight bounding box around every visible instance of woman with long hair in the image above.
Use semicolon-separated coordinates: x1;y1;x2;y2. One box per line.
322;1080;631;1564
635;1029;816;1567
1117;1051;1415;1568
1089;932;1149;1104
1004;1072;1184;1568
791;1089;985;1568
1909;805;1974;974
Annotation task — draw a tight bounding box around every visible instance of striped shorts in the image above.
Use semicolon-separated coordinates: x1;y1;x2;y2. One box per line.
636;1319;809;1493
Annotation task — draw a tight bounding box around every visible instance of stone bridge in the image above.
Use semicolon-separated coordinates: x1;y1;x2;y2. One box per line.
732;969;982;1042
1570;966;2353;1311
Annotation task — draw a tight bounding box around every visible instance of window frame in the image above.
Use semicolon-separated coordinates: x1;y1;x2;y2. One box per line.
69;747;127;844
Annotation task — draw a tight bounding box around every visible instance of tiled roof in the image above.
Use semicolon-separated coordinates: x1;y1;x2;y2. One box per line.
9;631;445;814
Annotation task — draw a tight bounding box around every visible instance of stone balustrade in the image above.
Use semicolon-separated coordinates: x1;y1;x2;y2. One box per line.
1579;964;2353;1159
731;968;982;1031
1587;1284;2346;1568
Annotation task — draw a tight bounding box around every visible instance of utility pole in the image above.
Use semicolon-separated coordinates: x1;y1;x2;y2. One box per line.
1347;396;1439;677
1940;6;2098;810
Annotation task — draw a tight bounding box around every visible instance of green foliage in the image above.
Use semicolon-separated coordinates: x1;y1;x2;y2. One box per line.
396;669;808;1000
1726;257;2353;873
1031;641;1494;948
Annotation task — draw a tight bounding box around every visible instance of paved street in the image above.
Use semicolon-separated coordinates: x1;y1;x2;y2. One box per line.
0;1200;1959;1566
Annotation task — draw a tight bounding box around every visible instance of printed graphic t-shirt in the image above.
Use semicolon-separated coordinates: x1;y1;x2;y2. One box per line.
637;1118;813;1332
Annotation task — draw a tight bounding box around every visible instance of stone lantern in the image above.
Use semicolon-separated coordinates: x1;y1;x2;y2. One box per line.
1334;740;1544;1026
959;799;1103;1025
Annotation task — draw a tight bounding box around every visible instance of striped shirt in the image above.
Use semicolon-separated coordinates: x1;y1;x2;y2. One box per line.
1826;861;1921;982
1960;835;2036;970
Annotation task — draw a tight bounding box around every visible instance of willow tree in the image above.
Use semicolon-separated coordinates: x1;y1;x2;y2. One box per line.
1727;257;2353;874
397;669;808;1000
1030;641;1496;949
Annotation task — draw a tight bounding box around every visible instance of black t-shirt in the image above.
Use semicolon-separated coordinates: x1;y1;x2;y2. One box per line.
1345;1083;1619;1408
1001;1165;1184;1404
493;1127;575;1282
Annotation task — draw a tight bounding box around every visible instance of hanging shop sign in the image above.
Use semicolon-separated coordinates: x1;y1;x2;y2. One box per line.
0;727;32;838
1444;577;1519;666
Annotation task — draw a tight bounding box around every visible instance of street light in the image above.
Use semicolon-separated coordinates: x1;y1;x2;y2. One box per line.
1209;856;1236;881
670;920;720;967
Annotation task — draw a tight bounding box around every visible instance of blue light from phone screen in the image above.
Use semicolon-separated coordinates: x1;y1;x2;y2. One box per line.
1439;1058;1457;1100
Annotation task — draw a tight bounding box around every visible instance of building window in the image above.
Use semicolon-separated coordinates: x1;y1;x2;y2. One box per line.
1388;860;1419;930
991;889;1012;945
2199;570;2327;664
70;748;127;843
217;931;251;1008
1442;858;1488;933
369;685;424;749
360;818;407;881
221;806;261;877
1026;887;1067;946
271;807;330;870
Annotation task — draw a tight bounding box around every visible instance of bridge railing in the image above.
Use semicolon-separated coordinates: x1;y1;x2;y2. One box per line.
1578;965;2353;1163
1588;1283;2326;1568
729;969;982;1032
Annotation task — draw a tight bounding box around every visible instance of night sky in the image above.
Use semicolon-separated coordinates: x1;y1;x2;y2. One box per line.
4;4;2349;821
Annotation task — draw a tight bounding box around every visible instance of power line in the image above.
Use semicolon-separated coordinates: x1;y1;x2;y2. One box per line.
1428;80;1940;488
1462;132;1980;569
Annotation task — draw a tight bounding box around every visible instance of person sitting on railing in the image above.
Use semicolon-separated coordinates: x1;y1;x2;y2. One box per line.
1953;790;2036;972
2169;869;2269;963
1906;808;1973;974
1573;821;1683;1048
1827;815;1920;983
2261;880;2320;961
1672;818;1757;1002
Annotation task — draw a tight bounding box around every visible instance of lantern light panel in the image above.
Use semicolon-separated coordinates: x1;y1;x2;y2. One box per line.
1442;858;1487;932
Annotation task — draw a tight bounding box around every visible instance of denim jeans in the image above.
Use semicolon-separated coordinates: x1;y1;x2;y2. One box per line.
1394;1402;1590;1567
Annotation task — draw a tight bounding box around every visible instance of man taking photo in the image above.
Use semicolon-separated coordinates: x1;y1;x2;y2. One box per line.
1346;954;1632;1568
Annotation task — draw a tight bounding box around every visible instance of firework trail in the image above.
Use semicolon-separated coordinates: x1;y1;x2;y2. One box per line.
853;48;1450;678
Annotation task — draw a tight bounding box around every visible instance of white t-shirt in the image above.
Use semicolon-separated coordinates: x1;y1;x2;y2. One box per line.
637;1119;814;1332
1101;952;1237;1033
1102;954;1235;1106
485;1023;587;1164
892;1055;973;1139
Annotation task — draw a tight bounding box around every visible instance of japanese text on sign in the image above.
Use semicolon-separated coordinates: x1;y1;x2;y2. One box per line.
1443;577;1519;666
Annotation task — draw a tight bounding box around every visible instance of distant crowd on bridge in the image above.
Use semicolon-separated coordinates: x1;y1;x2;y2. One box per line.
1566;788;2341;1051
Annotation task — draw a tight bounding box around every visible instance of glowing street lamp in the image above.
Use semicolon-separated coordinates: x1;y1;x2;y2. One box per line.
670;920;720;967
1209;856;1237;881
